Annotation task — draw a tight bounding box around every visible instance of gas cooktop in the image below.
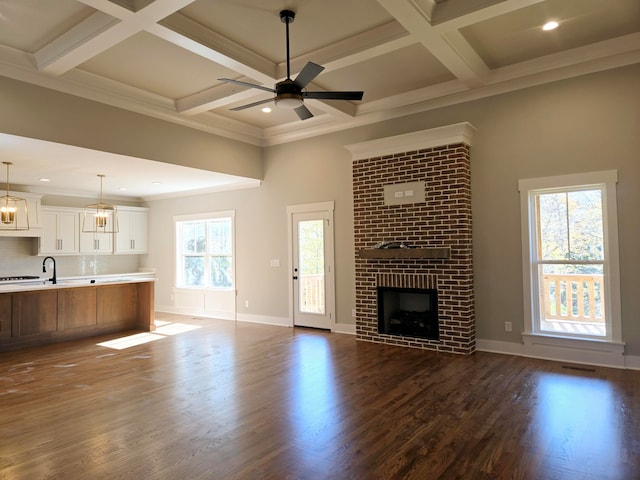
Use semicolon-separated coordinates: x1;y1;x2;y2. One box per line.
0;275;41;281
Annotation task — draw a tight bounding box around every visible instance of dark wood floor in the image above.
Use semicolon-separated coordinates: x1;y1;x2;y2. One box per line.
1;313;639;480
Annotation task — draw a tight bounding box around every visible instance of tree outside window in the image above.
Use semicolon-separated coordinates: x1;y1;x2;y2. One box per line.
519;171;621;343
176;216;233;289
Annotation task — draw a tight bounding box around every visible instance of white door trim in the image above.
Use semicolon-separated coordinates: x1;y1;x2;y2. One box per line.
286;201;335;330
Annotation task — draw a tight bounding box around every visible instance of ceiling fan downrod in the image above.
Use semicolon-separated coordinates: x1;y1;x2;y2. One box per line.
280;10;295;80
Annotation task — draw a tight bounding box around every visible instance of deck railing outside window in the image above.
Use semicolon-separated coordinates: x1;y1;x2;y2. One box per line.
299;274;325;314
541;273;605;323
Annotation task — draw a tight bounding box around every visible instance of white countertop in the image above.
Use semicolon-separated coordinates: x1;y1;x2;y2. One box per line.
0;272;155;293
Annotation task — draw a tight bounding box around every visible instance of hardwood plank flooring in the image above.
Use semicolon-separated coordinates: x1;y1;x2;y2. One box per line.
1;313;639;479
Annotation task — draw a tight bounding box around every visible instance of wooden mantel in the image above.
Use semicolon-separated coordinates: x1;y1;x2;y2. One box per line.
358;247;450;259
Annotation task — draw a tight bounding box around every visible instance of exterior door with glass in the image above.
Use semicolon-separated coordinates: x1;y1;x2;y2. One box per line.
289;204;334;330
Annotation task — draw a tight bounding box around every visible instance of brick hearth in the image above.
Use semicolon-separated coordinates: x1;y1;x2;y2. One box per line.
347;123;475;354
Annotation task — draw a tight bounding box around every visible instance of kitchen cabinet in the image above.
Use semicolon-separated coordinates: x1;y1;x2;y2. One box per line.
0;295;11;338
58;287;97;330
12;290;58;337
115;207;148;254
79;213;113;254
0;279;155;351
97;283;138;326
39;207;79;255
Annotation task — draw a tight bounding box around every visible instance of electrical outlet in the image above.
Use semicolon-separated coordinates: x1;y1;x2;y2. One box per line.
245;300;249;308
351;309;356;318
504;321;512;332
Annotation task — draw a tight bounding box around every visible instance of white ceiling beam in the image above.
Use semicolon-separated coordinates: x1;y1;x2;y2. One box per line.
429;0;545;29
376;0;489;87
75;0;138;18
306;92;359;119
176;83;268;115
280;21;412;78
155;13;275;84
34;11;123;74
489;32;640;84
175;21;409;117
34;0;196;76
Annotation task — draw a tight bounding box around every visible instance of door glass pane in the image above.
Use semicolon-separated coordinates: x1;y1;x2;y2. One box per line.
298;220;325;314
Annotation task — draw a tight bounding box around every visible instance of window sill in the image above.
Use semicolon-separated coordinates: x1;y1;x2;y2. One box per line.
522;332;625;367
174;286;234;292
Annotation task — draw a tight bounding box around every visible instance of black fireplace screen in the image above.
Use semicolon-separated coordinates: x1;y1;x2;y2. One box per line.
377;287;439;340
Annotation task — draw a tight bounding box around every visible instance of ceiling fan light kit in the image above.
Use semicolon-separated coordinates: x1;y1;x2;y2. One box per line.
219;9;363;121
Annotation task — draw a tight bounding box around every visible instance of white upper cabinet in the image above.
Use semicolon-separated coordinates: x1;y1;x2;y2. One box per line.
39;207;79;255
79;217;113;254
115;207;148;254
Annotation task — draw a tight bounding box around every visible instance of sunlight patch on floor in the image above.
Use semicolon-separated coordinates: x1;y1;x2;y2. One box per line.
154;322;201;335
96;320;202;350
97;332;163;350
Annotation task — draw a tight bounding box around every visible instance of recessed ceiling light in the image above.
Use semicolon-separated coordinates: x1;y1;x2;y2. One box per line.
543;21;559;31
152;181;162;185
39;178;50;182
118;187;127;191
262;107;272;113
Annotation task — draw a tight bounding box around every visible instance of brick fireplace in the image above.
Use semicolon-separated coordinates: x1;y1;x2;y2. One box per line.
346;123;476;354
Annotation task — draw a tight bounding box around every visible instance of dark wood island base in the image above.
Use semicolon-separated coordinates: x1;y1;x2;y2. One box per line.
0;280;155;351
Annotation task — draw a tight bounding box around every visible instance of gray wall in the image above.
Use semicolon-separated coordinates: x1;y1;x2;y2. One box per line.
1;63;638;355
146;63;640;354
0;76;262;179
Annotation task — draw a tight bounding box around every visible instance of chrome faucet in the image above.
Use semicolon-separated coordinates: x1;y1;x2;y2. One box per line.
42;256;57;284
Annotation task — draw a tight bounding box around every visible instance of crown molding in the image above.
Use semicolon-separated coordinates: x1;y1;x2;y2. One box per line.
345;122;476;160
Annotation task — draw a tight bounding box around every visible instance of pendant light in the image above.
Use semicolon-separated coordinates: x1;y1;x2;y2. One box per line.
82;174;118;234
0;161;29;231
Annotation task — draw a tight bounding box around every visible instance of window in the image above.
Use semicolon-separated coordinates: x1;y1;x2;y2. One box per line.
519;171;621;343
175;211;234;289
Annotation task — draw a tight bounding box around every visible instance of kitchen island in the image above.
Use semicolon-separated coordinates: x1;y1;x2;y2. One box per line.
0;274;155;351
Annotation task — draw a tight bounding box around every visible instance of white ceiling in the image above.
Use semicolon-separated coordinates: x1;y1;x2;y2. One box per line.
0;0;638;200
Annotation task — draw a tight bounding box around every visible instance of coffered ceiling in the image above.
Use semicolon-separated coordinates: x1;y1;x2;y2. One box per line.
0;0;638;198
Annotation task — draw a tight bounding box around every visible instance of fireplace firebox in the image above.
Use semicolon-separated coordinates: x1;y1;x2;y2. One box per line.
377;287;439;340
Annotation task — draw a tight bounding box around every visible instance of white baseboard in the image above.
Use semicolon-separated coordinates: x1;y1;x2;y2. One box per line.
235;313;291;327
624;355;640;370
154;305;235;321
476;338;640;370
155;307;289;327
334;323;356;335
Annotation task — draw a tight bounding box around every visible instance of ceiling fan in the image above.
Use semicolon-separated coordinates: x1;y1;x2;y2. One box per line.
218;9;364;121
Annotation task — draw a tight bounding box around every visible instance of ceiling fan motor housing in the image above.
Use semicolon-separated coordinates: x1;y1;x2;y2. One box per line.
275;79;303;108
220;8;362;120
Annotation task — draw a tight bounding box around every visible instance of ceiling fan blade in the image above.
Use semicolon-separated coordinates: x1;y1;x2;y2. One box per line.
218;78;275;93
294;104;313;120
230;98;274;111
304;91;364;101
293;62;324;89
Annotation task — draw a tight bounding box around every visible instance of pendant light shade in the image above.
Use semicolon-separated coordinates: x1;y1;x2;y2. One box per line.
82;174;118;234
0;162;29;231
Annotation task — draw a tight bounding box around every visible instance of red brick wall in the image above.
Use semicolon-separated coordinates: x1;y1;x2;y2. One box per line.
353;143;474;354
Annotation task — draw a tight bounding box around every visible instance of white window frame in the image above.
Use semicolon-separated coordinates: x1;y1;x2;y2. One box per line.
174;210;235;291
519;171;622;346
